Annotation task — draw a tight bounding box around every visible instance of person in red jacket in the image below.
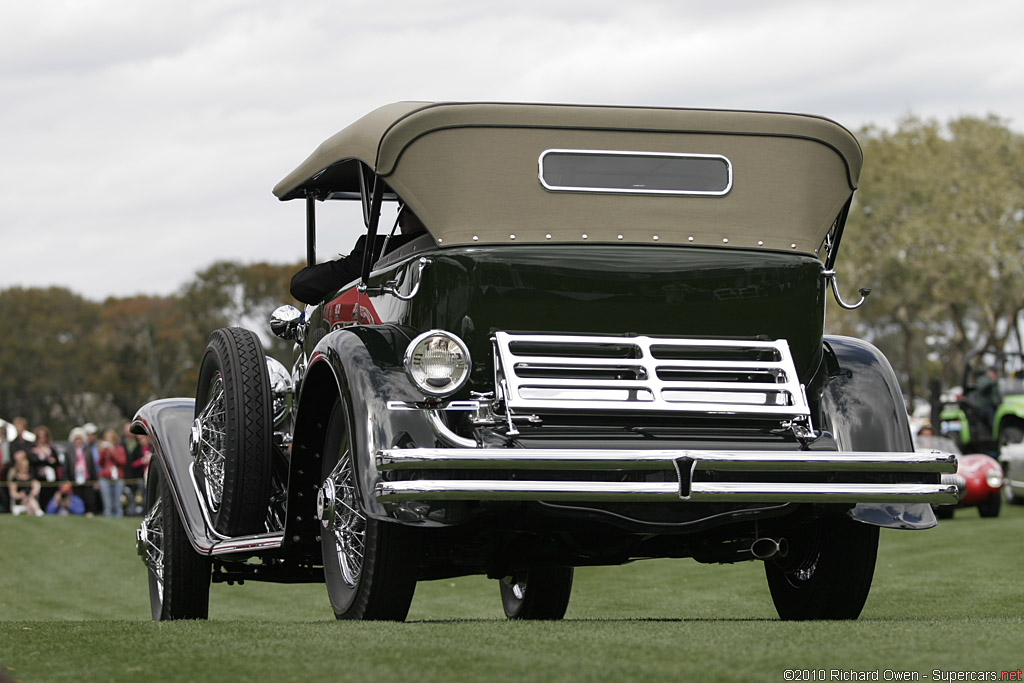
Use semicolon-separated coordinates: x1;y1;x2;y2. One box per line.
97;428;127;518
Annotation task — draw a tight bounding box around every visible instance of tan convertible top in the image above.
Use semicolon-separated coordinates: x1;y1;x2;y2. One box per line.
274;102;862;255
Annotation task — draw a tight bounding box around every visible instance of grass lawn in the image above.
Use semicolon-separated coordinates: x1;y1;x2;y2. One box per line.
2;505;1023;682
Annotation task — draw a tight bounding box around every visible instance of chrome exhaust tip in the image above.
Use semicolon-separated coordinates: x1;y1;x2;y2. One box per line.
751;537;788;560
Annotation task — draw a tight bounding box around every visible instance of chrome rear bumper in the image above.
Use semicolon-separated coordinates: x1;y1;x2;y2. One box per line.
374;448;958;504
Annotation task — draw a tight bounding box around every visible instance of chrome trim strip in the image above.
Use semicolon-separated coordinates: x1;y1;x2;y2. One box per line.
374;479;959;504
494;332;810;416
387;400;481;411
538;149;733;197
376;447;956;472
208;532;286;555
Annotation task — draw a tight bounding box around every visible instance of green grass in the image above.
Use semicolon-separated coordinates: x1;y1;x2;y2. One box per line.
2;506;1024;682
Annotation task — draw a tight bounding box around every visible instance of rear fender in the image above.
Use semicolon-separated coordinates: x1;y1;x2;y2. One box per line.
132;398;221;554
289;325;442;527
821;335;938;529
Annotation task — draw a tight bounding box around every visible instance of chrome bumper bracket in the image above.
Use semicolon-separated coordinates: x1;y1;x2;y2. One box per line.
673;456;696;498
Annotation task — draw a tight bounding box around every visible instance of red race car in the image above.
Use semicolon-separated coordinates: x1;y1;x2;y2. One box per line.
916;433;1002;519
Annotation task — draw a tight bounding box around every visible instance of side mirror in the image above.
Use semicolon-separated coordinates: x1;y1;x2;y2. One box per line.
270;305;304;341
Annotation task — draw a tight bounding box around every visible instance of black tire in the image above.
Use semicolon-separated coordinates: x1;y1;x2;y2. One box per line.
934;505;955;519
319;397;421;621
764;517;878;621
977;493;1001;518
193;327;274;536
500;568;574;620
141;465;211;620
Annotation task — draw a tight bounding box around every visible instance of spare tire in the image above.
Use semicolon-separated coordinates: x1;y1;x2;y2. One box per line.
192;327;274;536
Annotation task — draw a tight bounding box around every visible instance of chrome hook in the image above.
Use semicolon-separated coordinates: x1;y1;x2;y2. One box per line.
822;270;871;310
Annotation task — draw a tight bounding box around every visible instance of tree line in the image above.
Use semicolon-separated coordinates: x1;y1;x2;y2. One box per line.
0;261;301;437
3;114;1023;434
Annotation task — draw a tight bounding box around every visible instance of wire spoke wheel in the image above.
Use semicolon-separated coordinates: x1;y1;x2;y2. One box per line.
144;464;211;620
140;477;165;612
319;397;421;621
192;374;227;512
320;449;367;587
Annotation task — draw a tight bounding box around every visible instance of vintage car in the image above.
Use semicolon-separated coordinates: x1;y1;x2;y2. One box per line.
133;102;957;623
940;349;1024;453
915;433;1001;518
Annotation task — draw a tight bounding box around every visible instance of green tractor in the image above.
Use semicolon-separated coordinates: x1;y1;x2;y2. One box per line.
940;349;1024;453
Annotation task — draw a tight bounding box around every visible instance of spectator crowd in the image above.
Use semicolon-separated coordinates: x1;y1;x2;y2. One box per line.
1;417;153;517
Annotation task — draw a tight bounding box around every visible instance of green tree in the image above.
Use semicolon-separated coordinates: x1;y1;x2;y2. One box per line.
0;287;102;434
830;115;1024;400
93;295;200;418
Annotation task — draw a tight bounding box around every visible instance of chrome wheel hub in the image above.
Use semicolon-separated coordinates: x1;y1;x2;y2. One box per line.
503;573;528;600
317;478;337;528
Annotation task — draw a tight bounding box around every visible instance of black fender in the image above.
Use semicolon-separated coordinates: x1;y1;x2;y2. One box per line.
288;325;442;529
132;398;287;555
820;335;937;529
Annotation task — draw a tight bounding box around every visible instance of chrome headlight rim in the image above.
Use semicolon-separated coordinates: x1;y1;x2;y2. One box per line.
404;330;471;398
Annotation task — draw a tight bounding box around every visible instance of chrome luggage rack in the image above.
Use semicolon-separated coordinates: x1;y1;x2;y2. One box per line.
493;332;811;417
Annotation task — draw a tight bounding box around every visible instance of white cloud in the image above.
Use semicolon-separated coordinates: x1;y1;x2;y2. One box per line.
1;0;1022;299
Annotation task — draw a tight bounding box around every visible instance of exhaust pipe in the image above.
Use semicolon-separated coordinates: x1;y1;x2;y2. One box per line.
751;537;788;560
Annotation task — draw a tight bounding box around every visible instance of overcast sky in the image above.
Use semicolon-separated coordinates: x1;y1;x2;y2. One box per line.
3;0;1022;301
